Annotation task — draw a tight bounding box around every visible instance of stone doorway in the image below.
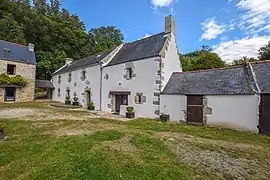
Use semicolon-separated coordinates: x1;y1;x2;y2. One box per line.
84;88;91;108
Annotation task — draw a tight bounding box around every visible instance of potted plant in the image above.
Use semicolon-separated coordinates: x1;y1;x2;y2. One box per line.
88;101;95;111
65;96;71;105
73;96;79;106
0;123;4;140
126;106;135;119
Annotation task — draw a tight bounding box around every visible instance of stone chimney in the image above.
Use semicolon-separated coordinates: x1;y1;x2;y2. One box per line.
65;58;73;66
165;15;175;35
28;43;35;52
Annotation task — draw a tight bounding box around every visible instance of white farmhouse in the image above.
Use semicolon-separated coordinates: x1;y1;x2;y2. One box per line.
52;16;181;118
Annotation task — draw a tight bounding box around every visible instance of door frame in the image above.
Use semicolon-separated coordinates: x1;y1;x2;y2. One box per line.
186;95;204;125
114;94;128;114
4;87;16;101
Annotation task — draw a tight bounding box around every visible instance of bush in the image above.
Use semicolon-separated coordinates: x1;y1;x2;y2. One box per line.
0;73;28;86
65;96;70;101
126;106;134;113
73;96;78;102
88;101;94;107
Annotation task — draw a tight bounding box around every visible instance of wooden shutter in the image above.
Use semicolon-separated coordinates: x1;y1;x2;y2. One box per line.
134;96;139;104
142;96;146;103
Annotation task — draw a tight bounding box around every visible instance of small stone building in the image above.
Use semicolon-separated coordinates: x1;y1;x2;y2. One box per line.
0;40;36;102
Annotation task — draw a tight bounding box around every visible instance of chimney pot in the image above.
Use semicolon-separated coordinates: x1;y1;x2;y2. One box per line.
28;43;35;52
65;58;73;66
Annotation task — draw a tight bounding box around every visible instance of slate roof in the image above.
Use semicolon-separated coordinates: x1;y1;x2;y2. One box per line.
54;48;115;75
106;32;167;66
162;66;255;95
0;40;36;65
35;79;54;89
251;61;270;93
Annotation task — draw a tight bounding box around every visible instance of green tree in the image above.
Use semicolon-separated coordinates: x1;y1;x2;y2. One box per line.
0;13;25;44
180;46;225;71
229;56;258;67
89;26;124;53
258;41;270;60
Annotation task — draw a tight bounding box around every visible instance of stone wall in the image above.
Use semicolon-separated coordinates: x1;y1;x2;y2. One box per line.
0;59;36;102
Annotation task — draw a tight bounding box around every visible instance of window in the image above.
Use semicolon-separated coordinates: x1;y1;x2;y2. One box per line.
7;64;16;75
127;67;133;79
4;48;10;55
66;89;70;97
58;76;61;84
57;88;61;97
68;73;72;82
135;93;146;104
82;70;86;81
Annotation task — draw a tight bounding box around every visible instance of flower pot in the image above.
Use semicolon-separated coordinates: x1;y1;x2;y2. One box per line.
0;129;4;140
160;114;170;122
126;112;135;119
88;106;95;111
65;101;71;105
73;101;79;106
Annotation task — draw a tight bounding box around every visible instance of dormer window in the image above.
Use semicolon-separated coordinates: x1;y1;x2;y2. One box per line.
7;64;16;75
4;48;10;55
68;73;72;83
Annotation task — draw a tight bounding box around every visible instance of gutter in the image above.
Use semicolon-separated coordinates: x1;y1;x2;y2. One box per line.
99;62;103;111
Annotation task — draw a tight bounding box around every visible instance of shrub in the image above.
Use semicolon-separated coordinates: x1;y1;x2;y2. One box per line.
0;73;28;86
65;96;70;101
73;96;78;102
126;106;134;113
88;101;94;107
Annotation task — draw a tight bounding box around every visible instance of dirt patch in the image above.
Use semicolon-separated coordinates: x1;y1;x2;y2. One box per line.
49;123;124;136
93;136;142;160
157;132;269;179
0;108;39;119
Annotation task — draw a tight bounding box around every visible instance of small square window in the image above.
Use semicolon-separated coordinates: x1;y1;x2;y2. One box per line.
57;88;61;97
7;64;16;75
4;48;10;55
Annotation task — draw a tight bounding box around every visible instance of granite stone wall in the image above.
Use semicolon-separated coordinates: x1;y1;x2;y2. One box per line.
0;60;36;102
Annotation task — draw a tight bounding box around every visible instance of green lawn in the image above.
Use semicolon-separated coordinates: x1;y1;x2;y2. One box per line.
0;102;270;180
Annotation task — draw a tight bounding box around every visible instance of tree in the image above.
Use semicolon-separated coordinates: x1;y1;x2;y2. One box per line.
89;26;124;53
0;0;124;79
258;41;270;60
0;13;25;44
229;56;258;67
180;46;225;71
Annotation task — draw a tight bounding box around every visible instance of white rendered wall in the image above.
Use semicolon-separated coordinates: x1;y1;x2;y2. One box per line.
162;33;182;88
102;57;161;118
160;94;186;121
205;95;259;131
52;65;101;110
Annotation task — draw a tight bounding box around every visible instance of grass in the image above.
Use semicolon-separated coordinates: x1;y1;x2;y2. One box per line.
0;102;270;179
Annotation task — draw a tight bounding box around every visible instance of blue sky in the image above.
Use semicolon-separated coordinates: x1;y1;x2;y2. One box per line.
62;0;270;62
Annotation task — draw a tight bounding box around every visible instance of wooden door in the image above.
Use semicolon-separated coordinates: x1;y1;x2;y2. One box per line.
115;95;128;113
259;94;270;135
186;95;204;124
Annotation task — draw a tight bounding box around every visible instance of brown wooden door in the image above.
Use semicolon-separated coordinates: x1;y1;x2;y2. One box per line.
259;94;270;135
115;95;128;113
186;95;204;124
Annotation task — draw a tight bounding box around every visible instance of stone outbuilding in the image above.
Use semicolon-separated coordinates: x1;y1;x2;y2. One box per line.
0;40;36;102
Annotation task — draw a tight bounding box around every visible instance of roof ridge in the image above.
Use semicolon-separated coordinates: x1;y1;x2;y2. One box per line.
0;40;27;47
125;32;165;45
249;60;270;64
74;47;116;61
174;65;244;74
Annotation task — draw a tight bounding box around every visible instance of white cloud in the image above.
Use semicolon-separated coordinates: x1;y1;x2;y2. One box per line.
236;0;270;35
200;17;225;41
213;36;270;62
151;0;174;7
